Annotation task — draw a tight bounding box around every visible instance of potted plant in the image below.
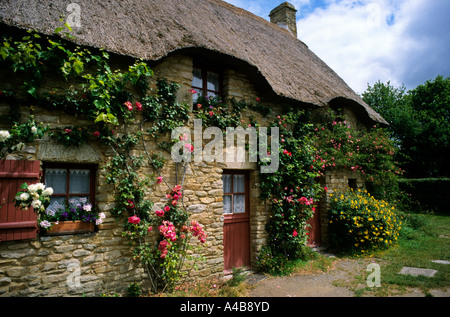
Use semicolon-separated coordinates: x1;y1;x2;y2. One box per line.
14;183;105;235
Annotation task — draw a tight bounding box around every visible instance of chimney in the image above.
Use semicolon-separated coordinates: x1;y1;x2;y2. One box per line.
269;2;298;37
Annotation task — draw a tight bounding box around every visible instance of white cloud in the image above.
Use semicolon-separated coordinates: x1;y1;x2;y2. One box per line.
297;0;450;93
223;0;450;93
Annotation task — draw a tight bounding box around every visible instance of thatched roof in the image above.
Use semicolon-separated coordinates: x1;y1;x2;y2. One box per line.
0;0;387;124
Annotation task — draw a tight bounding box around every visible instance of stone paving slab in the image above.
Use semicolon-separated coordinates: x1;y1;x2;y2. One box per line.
431;260;450;265
399;266;438;277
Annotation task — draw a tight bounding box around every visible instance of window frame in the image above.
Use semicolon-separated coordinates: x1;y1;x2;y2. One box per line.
42;163;97;205
222;170;250;215
191;63;222;100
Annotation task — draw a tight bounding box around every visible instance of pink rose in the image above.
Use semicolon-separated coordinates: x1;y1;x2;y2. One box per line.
164;206;170;212
128;215;140;224
156;176;163;184
134;101;142;111
155;210;164;217
293;229;298;237
124;101;133;111
184;143;194;153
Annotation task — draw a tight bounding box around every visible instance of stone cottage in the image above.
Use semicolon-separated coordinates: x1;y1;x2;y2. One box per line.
0;0;386;296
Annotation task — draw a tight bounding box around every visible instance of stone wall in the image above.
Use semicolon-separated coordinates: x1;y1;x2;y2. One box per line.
319;169;365;246
0;51;278;296
0;226;146;296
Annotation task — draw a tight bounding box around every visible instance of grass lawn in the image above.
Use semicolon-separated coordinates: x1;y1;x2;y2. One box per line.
356;212;450;296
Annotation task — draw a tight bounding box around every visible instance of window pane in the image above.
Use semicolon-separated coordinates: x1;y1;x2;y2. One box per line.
222;174;232;193
223;195;232;214
233;194;245;213
69;169;90;194
207;91;218;99
207;71;219;92
45;169;67;194
192;68;203;88
233;174;245;192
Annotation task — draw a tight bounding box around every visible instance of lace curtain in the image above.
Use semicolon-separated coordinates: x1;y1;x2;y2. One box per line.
45;168;90;204
222;174;245;214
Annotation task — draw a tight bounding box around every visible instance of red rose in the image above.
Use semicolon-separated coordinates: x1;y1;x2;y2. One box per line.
128;215;140;224
123;101;133;111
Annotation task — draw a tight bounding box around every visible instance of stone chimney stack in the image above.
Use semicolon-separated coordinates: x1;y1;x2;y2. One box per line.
269;2;298;37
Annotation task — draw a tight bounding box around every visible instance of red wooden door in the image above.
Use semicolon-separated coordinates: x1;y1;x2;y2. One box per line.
222;171;250;272
0;160;40;242
306;202;321;246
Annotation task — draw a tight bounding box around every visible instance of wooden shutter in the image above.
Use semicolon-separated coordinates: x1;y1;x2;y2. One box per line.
0;160;40;242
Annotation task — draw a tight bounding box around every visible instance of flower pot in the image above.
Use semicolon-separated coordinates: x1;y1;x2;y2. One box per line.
45;220;95;235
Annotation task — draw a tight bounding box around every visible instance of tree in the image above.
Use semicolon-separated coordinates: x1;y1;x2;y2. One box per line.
407;76;450;177
362;76;450;178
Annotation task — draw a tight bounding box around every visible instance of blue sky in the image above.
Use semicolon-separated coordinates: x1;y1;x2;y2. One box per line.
223;0;450;94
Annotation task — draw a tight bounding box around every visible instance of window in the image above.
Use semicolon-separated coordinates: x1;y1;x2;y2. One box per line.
191;66;221;103
348;178;357;190
43;163;96;208
222;172;249;214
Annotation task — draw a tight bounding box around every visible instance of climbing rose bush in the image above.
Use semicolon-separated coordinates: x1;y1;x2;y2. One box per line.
258;110;324;265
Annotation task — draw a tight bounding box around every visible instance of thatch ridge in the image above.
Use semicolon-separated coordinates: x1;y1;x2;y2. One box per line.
0;0;387;124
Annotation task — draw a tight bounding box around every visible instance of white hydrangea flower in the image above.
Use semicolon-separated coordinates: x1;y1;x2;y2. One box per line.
31;199;42;209
20;192;30;201
0;130;10;142
27;184;38;194
42;187;53;196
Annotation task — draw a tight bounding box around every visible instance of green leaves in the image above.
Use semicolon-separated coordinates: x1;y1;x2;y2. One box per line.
362;76;450;178
95;112;118;126
259;110;323;262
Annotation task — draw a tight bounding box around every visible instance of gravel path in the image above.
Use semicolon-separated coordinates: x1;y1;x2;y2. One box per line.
246;257;450;297
247;258;365;297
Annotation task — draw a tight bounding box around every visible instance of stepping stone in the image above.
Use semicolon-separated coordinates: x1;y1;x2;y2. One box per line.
431;260;450;265
399;266;437;277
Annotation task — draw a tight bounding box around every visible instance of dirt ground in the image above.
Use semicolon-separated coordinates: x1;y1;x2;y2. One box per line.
246;257;450;297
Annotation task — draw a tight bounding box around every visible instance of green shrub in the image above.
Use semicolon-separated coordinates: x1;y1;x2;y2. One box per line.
328;188;403;255
127;282;141;297
399;178;450;214
256;244;317;276
256;245;291;276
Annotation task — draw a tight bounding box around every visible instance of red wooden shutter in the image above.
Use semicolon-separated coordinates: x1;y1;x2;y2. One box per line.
0;160;40;242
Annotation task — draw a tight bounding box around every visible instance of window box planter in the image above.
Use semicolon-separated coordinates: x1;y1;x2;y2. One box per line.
44;220;95;235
